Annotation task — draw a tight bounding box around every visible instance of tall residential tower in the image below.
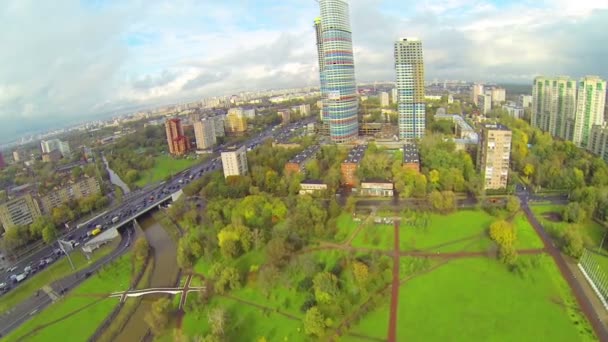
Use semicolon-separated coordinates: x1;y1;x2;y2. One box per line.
531;76;576;140
395;38;425;139
318;0;359;142
165;118;190;156
572;76;607;147
314;17;327;122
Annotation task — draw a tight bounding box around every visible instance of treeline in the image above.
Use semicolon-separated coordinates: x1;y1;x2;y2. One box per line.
104;126;166;186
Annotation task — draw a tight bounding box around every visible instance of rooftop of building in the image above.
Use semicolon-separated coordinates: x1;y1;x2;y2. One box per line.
483;123;510;131
221;146;246;153
434;114;475;132
301;179;326;185
361;179;393;185
402;144;420;164
288;145;320;165
343;144;367;164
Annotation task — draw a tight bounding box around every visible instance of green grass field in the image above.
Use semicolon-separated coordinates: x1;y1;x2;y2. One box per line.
333;213;362;242
0;239;120;315
394;256;595;341
512;212;545;249
134;155;200;187
531;203;606;247
347;256;595;342
399;210;495;252
4;252;133;342
351;223;394;250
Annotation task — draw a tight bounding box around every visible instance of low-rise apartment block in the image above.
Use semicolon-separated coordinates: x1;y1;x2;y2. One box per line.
0;194;42;231
285;145;321;175
299;180;328;195
359;181;394;197
38;176;101;214
341;144;367;186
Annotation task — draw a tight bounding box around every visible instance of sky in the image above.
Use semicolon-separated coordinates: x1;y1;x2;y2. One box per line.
1;0;608;143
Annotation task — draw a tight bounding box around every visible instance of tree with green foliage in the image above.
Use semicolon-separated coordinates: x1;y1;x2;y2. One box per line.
303;307;327;337
505;196;521;215
207;307;228;337
214;267;241;294
312;272;339;304
144;297;172;334
561;226;584;258
177;233;203;268
562;202;586;223
352;261;369;287
133;237;149;263
427;190;456;213
489;220;516;247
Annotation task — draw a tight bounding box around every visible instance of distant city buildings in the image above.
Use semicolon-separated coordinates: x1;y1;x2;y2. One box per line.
165;118;190;156
42;149;62;163
391;88;398;104
472;84;484;105
314;17;327;122
225;108;248;134
488;87;506;105
503;102;525;119
380;92;390;107
40;139;70;158
213;115;226;137
519;94;533;108
12;150;23;163
395;38;425;139
38;176;101;214
221;146;248;178
193;118;216;150
477;124;512;190
532;75;606;147
478;94;492;115
291;104;311;116
318;0;359;142
341;144;366;187
278;109;291;124
0;193;42;232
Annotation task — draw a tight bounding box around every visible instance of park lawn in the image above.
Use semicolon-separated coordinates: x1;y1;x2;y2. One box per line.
179;294;306;341
531;203;606;248
512;213;545;249
393;256;595;341
347;299;390;341
399;210;495;252
333;213;362;243
351;223;394;250
134;155;199;187
0;239;120;315
4;253;133;342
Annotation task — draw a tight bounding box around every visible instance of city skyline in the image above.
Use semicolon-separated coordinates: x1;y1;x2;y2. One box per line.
2;0;608;142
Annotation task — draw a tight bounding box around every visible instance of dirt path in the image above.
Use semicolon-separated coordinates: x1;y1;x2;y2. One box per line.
522;202;608;341
387;219;401;342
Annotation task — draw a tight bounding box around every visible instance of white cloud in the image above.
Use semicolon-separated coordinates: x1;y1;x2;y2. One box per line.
1;0;607;142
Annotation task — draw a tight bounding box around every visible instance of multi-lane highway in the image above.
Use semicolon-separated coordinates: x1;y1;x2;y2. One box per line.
0;116;314;335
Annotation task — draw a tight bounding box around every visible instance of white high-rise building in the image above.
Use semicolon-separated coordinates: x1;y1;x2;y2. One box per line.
221;146;248;178
572;76;607;147
380;92;390;107
472;84;484;105
391;88;398;104
519;95;532;108
40;139;70;158
395;37;425;139
193;118;216;150
532;76;576;140
478;94;492;115
490;88;506;104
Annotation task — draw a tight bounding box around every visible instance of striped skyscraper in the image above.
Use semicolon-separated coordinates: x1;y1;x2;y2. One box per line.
318;0;359;143
395;38;425;139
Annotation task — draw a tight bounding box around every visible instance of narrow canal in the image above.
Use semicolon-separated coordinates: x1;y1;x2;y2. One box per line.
102;153;131;194
115;213;178;342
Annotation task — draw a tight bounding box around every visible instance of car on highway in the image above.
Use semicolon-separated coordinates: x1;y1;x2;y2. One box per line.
7;266;18;273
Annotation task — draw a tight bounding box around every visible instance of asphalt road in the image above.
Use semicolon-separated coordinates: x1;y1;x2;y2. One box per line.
0;226;133;338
